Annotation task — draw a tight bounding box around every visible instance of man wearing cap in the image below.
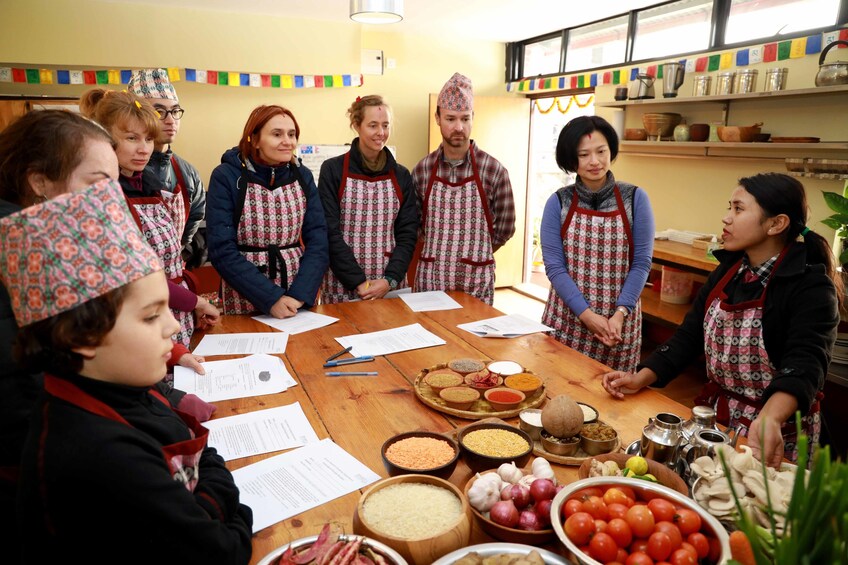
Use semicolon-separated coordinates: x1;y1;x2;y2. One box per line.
412;72;516;305
128;68;206;267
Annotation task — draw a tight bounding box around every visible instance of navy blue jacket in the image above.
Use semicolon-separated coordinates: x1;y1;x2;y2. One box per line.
206;148;329;312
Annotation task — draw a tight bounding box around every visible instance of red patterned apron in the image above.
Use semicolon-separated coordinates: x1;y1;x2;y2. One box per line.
700;250;821;462
220;170;306;314
321;152;406;304
124;166;193;349
414;149;495;305
541;186;642;373
44;375;207;492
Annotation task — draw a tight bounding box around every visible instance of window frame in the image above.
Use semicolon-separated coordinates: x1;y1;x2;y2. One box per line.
506;0;848;82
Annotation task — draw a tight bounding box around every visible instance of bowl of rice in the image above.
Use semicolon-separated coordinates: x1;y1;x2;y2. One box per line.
353;474;472;564
381;431;460;480
457;422;533;473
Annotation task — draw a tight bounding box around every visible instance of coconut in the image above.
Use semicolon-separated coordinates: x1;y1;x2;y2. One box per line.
541;394;584;439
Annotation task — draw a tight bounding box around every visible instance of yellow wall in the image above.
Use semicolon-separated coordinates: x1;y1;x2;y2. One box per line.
0;0;506;182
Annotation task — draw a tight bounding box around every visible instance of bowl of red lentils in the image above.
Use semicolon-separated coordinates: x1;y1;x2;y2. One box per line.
381;431;461;480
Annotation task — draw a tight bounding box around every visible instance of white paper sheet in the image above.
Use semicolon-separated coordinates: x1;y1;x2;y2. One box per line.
203;403;320;461
231;438;381;533
399;290;462;312
192;332;288;356
252;310;338;335
173;354;297;402
457;314;554;338
335;323;446;357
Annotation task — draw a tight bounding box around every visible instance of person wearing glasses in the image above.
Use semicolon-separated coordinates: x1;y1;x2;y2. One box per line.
128;69;207;269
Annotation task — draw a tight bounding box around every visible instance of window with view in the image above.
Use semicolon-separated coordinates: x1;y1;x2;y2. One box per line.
725;0;842;44
632;0;714;61
523;35;562;78
564;15;629;73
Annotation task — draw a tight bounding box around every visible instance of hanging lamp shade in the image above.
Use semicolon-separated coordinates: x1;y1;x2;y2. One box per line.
350;0;403;24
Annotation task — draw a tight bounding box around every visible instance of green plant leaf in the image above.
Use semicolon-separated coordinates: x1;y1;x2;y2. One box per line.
840;247;848;265
823;192;848;215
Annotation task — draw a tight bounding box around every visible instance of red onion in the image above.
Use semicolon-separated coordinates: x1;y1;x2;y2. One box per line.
489;500;520;528
517;509;544;531
529;478;557;502
500;483;531;509
534;499;553;526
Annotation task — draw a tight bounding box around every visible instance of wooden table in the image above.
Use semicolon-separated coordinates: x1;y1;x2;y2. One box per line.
199;291;694;564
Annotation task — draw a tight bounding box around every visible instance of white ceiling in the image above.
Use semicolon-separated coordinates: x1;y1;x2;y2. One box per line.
106;0;664;42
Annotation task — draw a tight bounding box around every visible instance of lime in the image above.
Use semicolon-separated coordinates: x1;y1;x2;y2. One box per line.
627;456;649;476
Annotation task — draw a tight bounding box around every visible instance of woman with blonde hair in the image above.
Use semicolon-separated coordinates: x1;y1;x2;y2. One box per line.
318;95;418;302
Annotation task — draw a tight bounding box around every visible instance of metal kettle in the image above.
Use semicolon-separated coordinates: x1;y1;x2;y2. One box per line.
816;40;848;86
640;412;684;467
628;74;656;100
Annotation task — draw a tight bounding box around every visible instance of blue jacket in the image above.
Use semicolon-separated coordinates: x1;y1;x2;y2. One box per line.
206;148;329;313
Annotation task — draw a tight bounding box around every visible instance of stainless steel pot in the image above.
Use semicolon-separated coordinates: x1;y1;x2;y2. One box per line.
640;412;684;467
816;40;848;86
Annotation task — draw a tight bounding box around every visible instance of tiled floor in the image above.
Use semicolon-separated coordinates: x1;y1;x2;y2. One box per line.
493;287;704;408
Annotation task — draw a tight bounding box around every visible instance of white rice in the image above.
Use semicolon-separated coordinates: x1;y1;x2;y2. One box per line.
362;483;462;539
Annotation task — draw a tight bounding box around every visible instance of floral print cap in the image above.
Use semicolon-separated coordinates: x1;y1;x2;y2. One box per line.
437;72;473;112
0;178;162;327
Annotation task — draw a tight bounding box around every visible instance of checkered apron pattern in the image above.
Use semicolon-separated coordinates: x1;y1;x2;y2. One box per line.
125;189;193;349
541;186;642;373
702;253;820;462
414;151;495;305
220;178;306;314
320;152;405;304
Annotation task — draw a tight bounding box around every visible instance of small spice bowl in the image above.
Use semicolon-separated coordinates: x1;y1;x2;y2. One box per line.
504;373;543;396
381;431;460;480
486;360;523;377
424;370;464;394
447;358;487;376
439;386;480;410
518;409;544;441
579;421;618;456
464;370;503;391
483;387;525;411
576;402;599;424
457;422;533;473
540;430;580;457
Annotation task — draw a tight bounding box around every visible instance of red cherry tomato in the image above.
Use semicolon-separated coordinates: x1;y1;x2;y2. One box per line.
564;498;583;518
626;504;656;538
630;539;649;554
617;485;637;503
647;498;676;523
646;532;672;561
616;548;629;563
669;548;697;565
625;551;655;565
686;533;709;559
679;543;698;560
607;518;633;548
573;487;604;501
604;487;631;506
654;521;683;550
564;511;597;546
608;502;630;520
674;509;702;536
595;519;609;533
582;496;610;520
589;532;620;563
707;535;722;561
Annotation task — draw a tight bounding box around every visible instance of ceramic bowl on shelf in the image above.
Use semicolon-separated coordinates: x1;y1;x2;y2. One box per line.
641;112;682;138
458;422;533;472
353;474;471;565
380;431;460;480
717;124;762;142
689;123;710;141
624;128;648;141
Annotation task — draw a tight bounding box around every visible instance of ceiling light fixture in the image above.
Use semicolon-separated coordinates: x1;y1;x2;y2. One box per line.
350;0;404;24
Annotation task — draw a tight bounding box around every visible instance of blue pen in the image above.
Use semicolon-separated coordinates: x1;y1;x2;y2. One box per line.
323;356;374;368
325;371;378;376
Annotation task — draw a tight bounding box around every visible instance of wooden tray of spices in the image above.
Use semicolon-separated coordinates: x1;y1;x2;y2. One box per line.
414;363;547;420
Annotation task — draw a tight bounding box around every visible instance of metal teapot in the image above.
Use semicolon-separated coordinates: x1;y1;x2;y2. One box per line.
681;428;739;464
640;412;684;467
816;40;848;86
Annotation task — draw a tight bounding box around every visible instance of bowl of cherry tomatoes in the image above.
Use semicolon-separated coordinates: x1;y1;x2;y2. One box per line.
550;477;730;565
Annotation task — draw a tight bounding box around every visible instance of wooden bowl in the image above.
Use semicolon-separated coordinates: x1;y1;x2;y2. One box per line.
458;422;533;472
463;471;556;544
381;431;460;480
624;128;648;141
717;124;762;142
576;452;688;495
483;387;526;411
353;474;471;564
689;123;709;142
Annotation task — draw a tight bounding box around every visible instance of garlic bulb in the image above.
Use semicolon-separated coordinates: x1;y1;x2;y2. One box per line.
467;473;502;512
497;462;523;484
531;457;556;484
517;473;538;489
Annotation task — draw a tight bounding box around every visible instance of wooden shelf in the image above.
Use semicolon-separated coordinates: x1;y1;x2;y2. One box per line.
597;84;848;108
653;240;720;275
619;140;848;161
641;287;691;328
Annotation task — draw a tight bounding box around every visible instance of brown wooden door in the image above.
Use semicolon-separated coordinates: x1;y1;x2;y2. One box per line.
0;100;29;132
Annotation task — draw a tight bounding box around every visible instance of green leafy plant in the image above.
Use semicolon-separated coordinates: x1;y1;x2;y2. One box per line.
822;179;848;265
722;415;848;565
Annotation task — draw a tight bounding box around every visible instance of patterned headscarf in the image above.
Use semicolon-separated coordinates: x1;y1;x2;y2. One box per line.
437;72;473;112
0;179;162;326
127;68;179;101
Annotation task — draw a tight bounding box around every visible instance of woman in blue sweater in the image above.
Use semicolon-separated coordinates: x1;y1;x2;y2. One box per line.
207;105;329;318
541;116;654;373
